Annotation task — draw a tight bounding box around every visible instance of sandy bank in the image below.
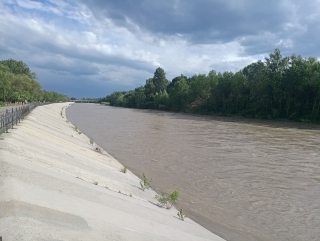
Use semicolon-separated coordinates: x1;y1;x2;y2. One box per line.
0;103;225;241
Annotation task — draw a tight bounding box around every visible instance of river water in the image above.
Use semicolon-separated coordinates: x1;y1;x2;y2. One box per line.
67;103;320;241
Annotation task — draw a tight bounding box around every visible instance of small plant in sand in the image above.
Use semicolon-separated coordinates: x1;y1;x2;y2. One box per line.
140;173;152;191
120;165;128;173
177;209;187;221
155;190;179;209
73;125;82;134
90;138;94;145
93;182;98;185
60;107;65;118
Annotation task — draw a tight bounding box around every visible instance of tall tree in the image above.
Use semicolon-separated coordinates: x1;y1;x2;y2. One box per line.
153;67;168;94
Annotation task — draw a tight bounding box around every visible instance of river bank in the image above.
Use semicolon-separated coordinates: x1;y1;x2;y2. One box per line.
0;102;225;241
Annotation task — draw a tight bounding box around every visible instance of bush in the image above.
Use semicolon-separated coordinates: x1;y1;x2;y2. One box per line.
155;190;179;209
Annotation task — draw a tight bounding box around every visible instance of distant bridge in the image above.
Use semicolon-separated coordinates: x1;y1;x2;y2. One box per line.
74;100;97;103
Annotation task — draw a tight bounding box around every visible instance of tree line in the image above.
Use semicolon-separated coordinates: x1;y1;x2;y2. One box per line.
101;49;320;122
0;59;70;105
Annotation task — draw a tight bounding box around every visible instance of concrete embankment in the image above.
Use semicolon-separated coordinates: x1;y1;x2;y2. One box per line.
0;103;225;241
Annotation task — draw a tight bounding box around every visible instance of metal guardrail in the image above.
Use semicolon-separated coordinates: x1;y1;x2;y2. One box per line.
0;103;48;133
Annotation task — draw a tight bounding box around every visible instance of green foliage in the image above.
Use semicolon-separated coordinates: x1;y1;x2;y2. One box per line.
0;59;70;103
120;165;128;173
177;209;187;221
153;67;169;94
104;49;320;122
90;138;94;145
140;173;152;191
73;125;82;134
155;190;179;209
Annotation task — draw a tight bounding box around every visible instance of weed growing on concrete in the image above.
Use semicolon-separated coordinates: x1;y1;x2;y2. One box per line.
73;125;82;134
177;209;187;221
60;106;65;118
155;190;179;209
120;165;128;173
95;146;103;153
140;173;152;191
93;182;98;185
130;193;132;197
90;138;94;145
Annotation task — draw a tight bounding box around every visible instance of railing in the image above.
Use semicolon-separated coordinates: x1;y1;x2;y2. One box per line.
0;103;46;133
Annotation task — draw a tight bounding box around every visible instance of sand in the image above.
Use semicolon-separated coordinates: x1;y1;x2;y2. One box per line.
0;102;225;241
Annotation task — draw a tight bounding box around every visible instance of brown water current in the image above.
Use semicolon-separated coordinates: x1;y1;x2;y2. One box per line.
67;103;320;241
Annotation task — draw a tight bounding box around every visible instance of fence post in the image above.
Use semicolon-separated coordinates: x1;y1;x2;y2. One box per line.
15;107;18;125
11;108;14;129
6;109;8;133
19;107;22;123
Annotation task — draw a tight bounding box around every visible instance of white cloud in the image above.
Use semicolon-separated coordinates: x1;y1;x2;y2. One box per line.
0;0;319;97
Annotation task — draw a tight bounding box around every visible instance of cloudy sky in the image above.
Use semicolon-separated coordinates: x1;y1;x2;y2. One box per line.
1;0;319;98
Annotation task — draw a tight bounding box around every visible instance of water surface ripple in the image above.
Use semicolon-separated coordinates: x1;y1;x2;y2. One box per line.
67;103;320;241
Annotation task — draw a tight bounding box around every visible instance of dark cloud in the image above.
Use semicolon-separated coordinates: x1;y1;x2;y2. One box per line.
36;67;138;98
79;0;320;58
80;0;291;43
1;0;319;98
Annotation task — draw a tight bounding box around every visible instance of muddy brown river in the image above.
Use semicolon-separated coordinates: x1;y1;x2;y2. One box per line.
67;103;320;241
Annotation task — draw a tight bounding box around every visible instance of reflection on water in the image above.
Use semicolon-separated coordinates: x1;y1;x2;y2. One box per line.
67;103;320;241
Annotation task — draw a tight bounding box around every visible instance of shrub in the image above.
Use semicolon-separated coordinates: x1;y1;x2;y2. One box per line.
155;190;179;209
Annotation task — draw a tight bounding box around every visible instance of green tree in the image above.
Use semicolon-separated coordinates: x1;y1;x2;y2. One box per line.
169;77;189;111
153;67;168;94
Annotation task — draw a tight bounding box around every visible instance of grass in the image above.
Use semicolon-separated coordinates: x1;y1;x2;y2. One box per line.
90;138;94;145
177;209;187;221
140;173;152;191
73;125;82;134
60;106;65;118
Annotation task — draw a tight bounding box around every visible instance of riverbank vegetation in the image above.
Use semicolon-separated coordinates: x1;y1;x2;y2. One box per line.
0;59;70;105
101;49;320;122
